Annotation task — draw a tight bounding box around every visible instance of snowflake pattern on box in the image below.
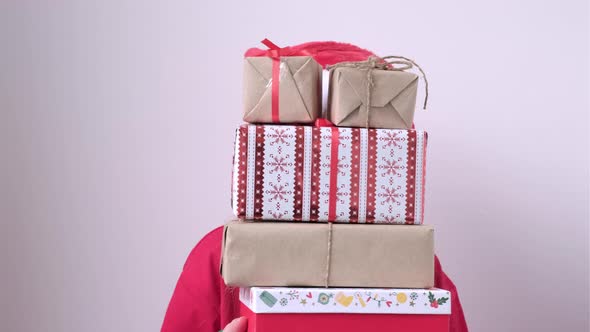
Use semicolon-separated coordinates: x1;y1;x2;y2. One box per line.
232;125;427;224
240;287;450;315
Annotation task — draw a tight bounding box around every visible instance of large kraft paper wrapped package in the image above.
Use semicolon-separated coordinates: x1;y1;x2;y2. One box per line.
220;221;434;288
243;56;322;124
328;63;419;129
231;124;428;224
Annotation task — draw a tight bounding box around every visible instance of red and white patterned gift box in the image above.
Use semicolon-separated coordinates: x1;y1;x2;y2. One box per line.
231;124;427;224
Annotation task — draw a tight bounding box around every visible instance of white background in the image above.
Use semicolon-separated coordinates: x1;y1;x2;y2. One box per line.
1;1;588;331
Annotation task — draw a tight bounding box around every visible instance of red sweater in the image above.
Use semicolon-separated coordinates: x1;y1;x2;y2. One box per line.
161;227;468;332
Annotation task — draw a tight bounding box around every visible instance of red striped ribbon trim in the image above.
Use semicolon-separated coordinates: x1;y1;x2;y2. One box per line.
253;126;265;219
236;126;248;217
405;130;417;224
349;128;360;222
310;128;321;221
366;129;378;223
293;126;305;220
327;127;340;221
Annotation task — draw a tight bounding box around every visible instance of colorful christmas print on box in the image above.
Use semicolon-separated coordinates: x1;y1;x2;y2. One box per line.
231;124;427;224
240;287;450;314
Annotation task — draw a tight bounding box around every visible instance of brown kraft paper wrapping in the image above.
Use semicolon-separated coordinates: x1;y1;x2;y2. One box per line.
328;66;419;129
243;56;322;124
221;221;434;288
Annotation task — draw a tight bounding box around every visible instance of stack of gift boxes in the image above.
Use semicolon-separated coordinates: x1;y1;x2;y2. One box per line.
220;40;452;332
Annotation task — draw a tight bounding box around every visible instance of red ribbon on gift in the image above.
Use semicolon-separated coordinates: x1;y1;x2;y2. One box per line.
257;39;310;123
260;39;281;122
313;118;339;221
314;118;334;128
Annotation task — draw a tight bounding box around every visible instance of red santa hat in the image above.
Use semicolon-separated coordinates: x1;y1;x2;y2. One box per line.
244;40;376;68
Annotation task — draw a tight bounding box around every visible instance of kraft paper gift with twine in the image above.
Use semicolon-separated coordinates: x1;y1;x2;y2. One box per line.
220;221;435;289
327;56;429;129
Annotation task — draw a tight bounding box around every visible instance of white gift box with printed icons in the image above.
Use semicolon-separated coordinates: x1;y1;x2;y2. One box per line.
240;287;451;315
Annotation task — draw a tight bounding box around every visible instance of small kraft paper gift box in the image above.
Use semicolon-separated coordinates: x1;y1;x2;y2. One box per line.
220;221;434;288
327;56;428;129
231;124;428;224
239;287;451;332
243;39;322;124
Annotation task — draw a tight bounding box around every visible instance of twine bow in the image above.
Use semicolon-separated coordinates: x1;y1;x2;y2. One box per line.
328;56;429;128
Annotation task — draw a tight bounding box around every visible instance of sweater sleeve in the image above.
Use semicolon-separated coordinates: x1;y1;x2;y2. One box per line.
161;228;224;332
434;256;469;332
